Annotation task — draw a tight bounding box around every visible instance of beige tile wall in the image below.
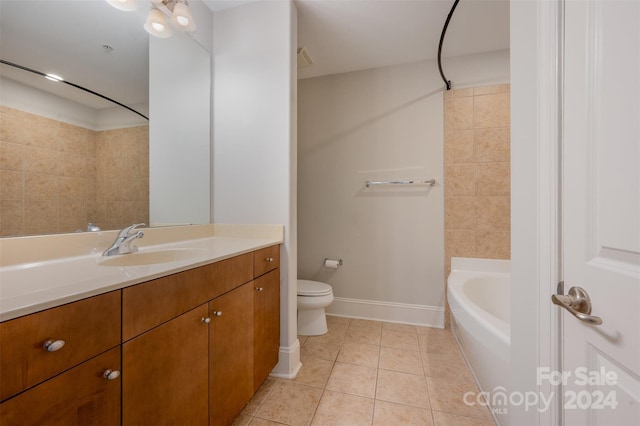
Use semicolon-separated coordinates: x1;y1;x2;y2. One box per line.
444;84;510;276
0;106;148;236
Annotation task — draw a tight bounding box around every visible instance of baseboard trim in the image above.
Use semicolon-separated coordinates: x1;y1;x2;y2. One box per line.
269;339;302;380
326;297;444;328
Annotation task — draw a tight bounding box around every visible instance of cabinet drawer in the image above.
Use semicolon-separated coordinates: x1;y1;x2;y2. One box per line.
213;252;254;296
254;245;280;277
123;263;216;341
1;347;121;426
0;291;121;402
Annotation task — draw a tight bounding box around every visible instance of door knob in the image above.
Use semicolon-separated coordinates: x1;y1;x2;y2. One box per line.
551;285;603;325
103;369;120;381
43;339;65;352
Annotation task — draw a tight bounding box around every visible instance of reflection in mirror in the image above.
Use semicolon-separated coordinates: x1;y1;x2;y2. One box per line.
0;0;211;237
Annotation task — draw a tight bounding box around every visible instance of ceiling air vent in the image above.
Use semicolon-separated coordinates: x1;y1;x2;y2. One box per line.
297;47;313;67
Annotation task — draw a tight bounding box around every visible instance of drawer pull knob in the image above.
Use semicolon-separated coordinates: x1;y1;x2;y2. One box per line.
257;287;264;292
103;369;120;381
213;311;223;317
43;339;65;352
266;257;274;262
202;317;211;324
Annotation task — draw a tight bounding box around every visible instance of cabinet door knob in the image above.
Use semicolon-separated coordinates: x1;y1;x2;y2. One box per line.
266;257;274;262
257;287;264;292
201;317;211;324
213;311;223;317
43;339;65;352
103;369;120;381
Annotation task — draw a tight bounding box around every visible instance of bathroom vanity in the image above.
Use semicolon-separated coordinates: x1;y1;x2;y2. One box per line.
0;225;282;426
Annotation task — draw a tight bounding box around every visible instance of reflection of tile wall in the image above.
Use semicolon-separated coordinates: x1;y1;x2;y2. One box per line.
444;84;511;276
0;106;149;236
94;126;149;231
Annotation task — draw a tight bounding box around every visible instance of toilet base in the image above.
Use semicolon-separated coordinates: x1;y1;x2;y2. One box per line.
297;307;328;336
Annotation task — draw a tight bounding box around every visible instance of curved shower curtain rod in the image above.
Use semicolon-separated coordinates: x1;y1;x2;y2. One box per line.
0;59;149;121
437;0;461;91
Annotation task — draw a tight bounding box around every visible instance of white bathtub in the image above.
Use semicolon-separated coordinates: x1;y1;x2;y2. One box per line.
448;257;510;425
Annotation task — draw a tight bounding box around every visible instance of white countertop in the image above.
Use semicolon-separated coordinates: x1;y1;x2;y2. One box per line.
0;225;283;322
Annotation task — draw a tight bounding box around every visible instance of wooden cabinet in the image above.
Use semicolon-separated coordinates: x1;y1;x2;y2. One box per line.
1;347;121;426
253;269;280;391
0;291;121;402
209;282;254;426
0;244;281;426
123;304;209;426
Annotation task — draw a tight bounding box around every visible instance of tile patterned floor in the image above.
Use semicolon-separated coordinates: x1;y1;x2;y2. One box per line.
233;316;495;426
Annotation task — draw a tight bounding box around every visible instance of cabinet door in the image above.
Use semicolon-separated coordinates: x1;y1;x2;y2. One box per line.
210;282;254;426
253;269;280;391
0;347;121;426
123;304;209;426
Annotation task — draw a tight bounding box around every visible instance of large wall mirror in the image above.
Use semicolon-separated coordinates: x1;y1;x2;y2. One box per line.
0;0;211;237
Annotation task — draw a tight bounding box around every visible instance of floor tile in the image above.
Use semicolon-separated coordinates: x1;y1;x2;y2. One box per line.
326;362;378;398
255;381;323;426
311;390;374;426
381;329;420;351
337;342;380;368
376;369;430;409
295;353;335;388
372;400;434;426
426;377;493;421
248;417;289;426
417;329;458;354
326;315;351;330
305;330;345;345
349;319;383;331
345;324;382;346
432;410;495;426
422;351;474;383
382;322;418;335
235;320;495;426
242;379;277;415
379;347;423;375
301;337;342;361
232;414;253;426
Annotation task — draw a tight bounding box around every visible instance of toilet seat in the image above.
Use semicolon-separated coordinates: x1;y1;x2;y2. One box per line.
297;279;332;296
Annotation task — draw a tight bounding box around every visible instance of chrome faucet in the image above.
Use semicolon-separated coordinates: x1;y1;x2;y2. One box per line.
103;223;145;256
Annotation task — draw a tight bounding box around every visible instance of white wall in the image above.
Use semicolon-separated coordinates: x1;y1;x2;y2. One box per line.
212;0;299;378
298;49;509;326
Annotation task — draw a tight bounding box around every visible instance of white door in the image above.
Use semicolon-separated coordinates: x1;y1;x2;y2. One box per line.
560;0;640;425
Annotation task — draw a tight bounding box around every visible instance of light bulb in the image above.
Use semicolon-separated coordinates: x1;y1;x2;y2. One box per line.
176;15;189;26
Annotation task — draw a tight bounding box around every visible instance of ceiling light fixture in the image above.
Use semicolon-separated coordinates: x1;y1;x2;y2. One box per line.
144;6;172;38
170;0;196;32
105;0;196;38
105;0;137;12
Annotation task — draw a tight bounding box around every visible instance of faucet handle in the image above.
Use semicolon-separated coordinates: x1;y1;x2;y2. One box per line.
118;223;146;238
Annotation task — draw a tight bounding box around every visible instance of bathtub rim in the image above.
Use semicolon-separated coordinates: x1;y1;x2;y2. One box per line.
448;257;511;348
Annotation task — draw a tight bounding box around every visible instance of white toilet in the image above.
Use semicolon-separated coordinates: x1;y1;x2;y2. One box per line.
297;279;334;336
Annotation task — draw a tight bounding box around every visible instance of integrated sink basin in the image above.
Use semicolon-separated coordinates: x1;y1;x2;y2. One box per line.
98;248;208;267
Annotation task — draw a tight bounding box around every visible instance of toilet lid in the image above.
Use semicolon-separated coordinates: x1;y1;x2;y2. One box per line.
297;279;333;296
